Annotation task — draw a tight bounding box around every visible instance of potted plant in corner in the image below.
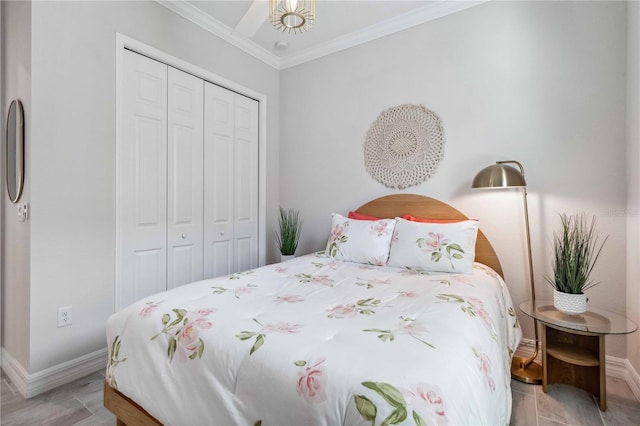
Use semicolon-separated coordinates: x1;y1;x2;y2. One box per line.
545;213;607;315
275;206;302;262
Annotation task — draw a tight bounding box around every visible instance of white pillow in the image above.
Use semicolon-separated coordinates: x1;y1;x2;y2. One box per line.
325;214;396;265
387;217;479;274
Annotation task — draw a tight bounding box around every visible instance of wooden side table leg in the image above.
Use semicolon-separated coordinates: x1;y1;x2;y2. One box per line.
598;335;606;411
542;324;548;393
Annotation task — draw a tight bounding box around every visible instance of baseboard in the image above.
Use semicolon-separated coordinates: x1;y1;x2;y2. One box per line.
516;338;640;402
623;358;640;403
605;354;628;380
1;347;108;398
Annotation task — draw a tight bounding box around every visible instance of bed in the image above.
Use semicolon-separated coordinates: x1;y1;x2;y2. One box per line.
104;194;521;425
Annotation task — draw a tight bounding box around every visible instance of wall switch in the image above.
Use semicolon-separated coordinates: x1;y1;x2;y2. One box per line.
57;306;72;327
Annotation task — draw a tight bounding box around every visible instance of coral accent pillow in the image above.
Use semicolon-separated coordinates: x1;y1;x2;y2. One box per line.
348;211;381;221
325;213;396;265
402;215;473;224
387;217;479;274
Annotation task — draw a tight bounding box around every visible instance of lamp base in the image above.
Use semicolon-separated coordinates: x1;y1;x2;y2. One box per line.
511;356;543;385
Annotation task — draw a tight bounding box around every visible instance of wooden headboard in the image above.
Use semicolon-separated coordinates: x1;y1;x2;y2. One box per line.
355;194;504;278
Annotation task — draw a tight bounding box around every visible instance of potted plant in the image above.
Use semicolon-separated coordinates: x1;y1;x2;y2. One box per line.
545;213;607;315
275;206;302;262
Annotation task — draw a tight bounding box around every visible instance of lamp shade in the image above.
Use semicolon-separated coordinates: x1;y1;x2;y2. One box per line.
472;163;526;189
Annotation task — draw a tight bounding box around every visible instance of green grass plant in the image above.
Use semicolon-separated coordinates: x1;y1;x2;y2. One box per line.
275;207;302;256
545;213;607;294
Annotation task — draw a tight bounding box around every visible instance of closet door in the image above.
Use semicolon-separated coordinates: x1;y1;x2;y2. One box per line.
118;50;261;308
167;67;204;289
233;95;259;273
203;83;259;277
203;83;234;278
119;51;168;309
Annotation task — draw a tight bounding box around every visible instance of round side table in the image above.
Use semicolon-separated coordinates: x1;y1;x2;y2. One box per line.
519;300;637;411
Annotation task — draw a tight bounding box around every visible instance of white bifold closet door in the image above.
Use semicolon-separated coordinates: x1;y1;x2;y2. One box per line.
167;66;204;290
118;50;258;310
120;51;169;309
204;83;259;279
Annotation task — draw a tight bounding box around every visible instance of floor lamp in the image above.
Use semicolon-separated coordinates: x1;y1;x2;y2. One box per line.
472;160;543;385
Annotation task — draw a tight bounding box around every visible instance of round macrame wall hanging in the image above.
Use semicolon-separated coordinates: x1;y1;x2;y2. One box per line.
364;104;445;190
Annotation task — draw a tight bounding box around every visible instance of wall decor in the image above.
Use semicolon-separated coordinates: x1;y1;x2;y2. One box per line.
364;104;445;190
6;99;25;203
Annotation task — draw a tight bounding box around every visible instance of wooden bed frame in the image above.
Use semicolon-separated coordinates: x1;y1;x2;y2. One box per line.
103;194;503;425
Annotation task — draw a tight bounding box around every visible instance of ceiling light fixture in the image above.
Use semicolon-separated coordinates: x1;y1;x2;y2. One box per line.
270;0;315;34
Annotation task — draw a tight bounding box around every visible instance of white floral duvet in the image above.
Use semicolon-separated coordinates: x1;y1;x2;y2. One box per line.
106;252;521;426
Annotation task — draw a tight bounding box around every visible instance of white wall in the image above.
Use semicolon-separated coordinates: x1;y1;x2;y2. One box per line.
280;1;630;357
1;0;32;370
4;0;280;374
627;0;640;375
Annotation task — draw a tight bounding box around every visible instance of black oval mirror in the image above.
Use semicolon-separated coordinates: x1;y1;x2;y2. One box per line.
6;99;24;203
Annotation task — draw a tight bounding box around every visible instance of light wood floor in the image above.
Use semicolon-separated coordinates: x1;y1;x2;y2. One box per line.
1;369;114;425
2;368;639;425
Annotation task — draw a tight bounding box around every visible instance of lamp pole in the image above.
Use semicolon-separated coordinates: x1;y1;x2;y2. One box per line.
472;160;542;383
496;160;541;383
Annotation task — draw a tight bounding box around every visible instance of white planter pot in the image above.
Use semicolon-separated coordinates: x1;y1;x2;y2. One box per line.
553;290;587;315
280;254;295;263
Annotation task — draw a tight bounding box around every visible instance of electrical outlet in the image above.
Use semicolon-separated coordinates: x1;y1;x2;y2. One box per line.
17;202;29;222
57;306;72;327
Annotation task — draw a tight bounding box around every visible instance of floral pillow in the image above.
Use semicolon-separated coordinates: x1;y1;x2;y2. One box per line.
387;217;479;274
325;213;397;265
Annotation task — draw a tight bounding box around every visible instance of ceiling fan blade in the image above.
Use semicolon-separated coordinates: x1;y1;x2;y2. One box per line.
232;0;269;38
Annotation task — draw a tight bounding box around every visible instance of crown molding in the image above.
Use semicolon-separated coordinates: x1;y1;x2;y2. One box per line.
156;0;485;71
155;0;280;69
279;1;485;69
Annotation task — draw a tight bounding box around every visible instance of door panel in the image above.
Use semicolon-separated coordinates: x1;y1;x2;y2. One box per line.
204;83;234;278
234;95;259;271
235;237;254;273
210;241;232;278
211;134;232;222
171;127;196;224
171;245;196;288
235;139;253;222
135;118;164;227
204;84;259;276
167;66;204;289
119;51;168;309
133;249;163;303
